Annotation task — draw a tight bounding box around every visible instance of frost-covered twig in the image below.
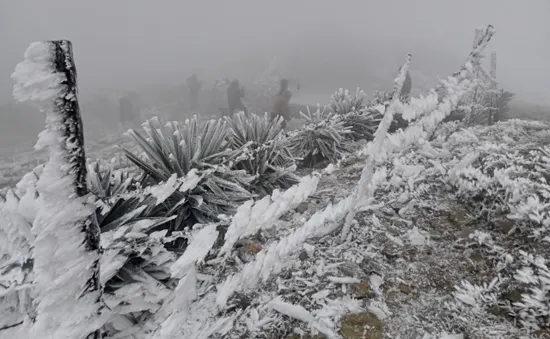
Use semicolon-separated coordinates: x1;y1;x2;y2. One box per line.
12;41;104;339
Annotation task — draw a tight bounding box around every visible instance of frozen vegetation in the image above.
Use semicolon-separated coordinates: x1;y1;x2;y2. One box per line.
2;26;549;339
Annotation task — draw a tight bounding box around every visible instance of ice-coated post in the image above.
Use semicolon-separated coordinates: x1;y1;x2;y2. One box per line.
12;40;103;339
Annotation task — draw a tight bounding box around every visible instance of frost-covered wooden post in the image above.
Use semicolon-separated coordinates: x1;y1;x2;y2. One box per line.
12;41;103;339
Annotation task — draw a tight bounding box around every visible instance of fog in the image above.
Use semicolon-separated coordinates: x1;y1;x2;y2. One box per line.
0;0;549;148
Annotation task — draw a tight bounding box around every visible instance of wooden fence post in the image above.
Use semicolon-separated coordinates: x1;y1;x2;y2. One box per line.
12;40;103;339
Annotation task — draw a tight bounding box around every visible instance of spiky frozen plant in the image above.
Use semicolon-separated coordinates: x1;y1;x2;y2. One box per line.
225;111;299;195
12;41;104;338
123;116;254;228
0;189;36;331
328;87;383;141
329;87;366;114
87;161;137;200
289;106;351;167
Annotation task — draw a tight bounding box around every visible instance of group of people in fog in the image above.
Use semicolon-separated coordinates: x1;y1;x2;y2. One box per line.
118;70;412;130
118;73;297;130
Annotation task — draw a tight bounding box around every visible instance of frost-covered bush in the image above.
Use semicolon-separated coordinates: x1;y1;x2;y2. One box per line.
494;89;514;122
123;116;254;228
88;161;139;200
341;107;384;141
225;112;299;195
446;121;550;238
328;88;383;141
289;107;351;167
329;87;366;114
370;90;394;106
99;223;178;337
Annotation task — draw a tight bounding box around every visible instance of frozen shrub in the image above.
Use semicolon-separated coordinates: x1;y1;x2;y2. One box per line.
329;87;365;114
225;112;299;195
289;107;351;167
123;116;254;228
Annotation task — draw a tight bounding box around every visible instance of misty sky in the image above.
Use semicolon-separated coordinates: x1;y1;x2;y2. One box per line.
1;0;549;105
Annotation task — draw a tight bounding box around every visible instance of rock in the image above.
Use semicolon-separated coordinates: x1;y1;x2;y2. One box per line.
341;156;361;167
493;218;514;234
339;261;368;280
227;292;251;311
429;267;453;291
339;312;383;339
502;288;524;303
469;249;484;263
244;241;262;255
296;202;309;214
487;305;507;317
349;283;374;299
286;334;326;339
398;283;412;294
456;227;475;240
237;240;263;262
298;250;309;261
382;245;400;260
447;208;469;226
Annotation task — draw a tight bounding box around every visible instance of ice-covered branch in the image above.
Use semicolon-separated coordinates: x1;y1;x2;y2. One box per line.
12;41;104;339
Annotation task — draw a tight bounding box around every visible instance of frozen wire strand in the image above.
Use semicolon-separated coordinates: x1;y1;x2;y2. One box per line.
341;25;495;241
340;54;412;241
218;174;320;258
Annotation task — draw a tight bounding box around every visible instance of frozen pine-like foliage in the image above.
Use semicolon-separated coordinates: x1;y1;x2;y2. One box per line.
12;41;104;339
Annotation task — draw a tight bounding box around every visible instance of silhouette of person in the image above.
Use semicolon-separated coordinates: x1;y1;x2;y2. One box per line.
227;79;248;116
119;95;134;126
397;66;412;100
187;74;202;112
271;78;292;129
